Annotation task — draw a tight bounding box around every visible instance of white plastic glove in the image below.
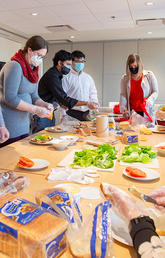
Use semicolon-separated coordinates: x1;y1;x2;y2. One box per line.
148;187;165;212
87;102;99;110
34;106;51;118
0;126;10;143
45;103;54;112
101;183;142;224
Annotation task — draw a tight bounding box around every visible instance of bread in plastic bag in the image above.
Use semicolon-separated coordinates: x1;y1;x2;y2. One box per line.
67;200;113;258
0;171;29;196
0;194;68;258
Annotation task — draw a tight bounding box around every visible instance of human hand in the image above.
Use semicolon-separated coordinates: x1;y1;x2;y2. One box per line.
60;105;68;110
34;106;51;118
101;183;142;223
123;109;129;119
87;102;99;110
148;187;165;212
0;126;10;143
45;103;54;112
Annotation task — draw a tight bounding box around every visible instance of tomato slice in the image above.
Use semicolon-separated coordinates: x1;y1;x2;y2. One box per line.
17;156;34;167
126;166;146;178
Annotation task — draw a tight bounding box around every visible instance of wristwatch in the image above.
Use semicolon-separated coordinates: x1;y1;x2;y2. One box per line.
129;215;155;232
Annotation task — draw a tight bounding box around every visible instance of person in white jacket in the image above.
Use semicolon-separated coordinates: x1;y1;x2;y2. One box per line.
120;53;158;124
62;50;99;121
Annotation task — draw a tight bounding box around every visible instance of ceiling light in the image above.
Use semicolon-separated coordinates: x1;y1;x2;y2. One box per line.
32;12;38;16
70;35;75;39
147;31;152;34
145;1;153;6
110;16;116;20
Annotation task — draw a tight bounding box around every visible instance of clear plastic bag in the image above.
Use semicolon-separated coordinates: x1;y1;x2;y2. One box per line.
0;171;29;196
67;200;113;257
130;110;152;127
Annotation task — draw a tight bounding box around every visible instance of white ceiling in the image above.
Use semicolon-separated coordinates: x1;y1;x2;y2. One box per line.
0;0;165;44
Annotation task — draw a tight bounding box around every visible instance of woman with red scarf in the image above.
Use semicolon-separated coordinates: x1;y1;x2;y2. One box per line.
0;35;53;147
120;54;158;124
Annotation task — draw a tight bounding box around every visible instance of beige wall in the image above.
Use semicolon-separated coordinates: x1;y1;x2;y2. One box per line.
0;37;21;62
43;39;165;106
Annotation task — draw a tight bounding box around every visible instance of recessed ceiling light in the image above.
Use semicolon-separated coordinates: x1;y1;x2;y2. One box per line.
32;12;38;16
145;1;153;6
147;31;152;34
110;15;116;20
70;35;75;39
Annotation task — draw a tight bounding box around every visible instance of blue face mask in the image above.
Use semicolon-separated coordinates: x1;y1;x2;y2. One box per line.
74;62;84;72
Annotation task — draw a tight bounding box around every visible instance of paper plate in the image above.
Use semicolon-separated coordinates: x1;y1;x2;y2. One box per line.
29;138;54;145
45;127;67;133
123;167;160;181
150;126;165;134
18;159;50;170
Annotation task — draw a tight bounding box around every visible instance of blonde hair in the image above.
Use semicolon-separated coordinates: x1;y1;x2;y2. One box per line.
126;53;143;79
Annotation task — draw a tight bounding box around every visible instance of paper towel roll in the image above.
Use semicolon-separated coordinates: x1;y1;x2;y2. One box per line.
96;115;109;137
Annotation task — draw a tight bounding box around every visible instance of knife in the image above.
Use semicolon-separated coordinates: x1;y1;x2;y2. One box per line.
128;186;157;205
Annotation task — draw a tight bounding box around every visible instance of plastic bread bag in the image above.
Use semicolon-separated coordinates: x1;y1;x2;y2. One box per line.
0;194;68;258
0;171;29;196
35;187;81;223
67;200;113;258
130;110;152;128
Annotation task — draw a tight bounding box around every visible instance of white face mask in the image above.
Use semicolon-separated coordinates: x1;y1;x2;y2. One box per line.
31;55;43;67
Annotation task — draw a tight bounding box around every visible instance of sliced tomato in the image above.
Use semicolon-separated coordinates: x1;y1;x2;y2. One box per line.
126;166;146;178
17;156;34;167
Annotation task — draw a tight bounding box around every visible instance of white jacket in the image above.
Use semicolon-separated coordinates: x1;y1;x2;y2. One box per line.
120;70;158;122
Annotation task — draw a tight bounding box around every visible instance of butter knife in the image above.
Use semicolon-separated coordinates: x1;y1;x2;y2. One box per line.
128;186;157;205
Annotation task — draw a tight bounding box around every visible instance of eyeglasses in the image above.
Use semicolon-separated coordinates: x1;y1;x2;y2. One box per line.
74;60;86;63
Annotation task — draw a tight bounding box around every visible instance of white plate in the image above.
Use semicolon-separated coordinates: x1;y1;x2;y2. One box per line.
80;187;101;199
58;150;117;172
110;209;133;246
18;159;50;170
123;167;160;181
29;138;55;145
110;209;165;246
60;135;79;145
45;127;67;133
150;126;165;134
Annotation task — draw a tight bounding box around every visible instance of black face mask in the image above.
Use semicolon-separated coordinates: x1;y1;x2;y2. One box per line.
61;65;71;75
129;66;138;74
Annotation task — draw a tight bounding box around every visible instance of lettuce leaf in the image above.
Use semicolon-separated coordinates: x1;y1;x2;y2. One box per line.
71;144;117;169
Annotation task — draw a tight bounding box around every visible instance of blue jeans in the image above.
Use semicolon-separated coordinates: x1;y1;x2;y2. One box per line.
33;113;55;133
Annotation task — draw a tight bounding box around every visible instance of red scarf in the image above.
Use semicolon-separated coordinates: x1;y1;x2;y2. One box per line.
11;49;39;83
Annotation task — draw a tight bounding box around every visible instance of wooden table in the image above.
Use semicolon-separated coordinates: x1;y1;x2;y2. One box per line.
0;130;165;257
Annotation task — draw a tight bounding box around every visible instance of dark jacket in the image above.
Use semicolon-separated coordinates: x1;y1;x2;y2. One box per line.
38;66;78;109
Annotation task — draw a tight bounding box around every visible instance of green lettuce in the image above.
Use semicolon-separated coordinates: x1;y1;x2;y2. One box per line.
71;144;117;169
120;143;157;163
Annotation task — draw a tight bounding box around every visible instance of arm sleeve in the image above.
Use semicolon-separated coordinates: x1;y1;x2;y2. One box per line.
147;71;159;104
119;75;128;112
130;219;165;258
3;62;23;108
31;83;40;104
47;72;78;109
0;105;5;126
89;76;98;103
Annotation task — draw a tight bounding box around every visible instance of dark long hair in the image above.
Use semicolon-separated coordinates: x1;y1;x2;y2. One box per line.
23;35;48;54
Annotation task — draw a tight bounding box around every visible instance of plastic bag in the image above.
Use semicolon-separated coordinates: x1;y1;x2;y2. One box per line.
130;110;152;127
67;200;113;257
0;171;29;196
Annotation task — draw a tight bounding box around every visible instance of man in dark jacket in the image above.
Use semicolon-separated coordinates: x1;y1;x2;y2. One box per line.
37;50;97;131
